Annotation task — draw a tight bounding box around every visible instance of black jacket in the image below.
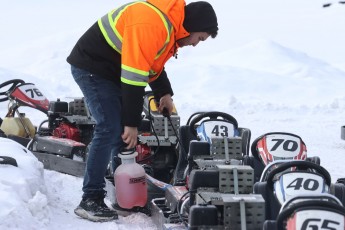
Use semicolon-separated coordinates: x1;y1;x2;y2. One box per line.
67;22;173;127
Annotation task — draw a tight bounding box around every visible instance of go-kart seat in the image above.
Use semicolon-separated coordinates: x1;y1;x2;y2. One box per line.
245;132;319;183
237;127;251;156
254;160;332;221
172;125;197;185
243;154;265;183
262;220;277;230
254;177;281;221
330;179;345;207
244;155;321;184
172;111;251;186
263;195;345;230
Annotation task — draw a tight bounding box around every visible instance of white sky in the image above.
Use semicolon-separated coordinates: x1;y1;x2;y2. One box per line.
1;0;345;229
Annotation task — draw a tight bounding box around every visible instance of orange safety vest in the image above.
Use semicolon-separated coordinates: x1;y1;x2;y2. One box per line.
98;0;189;87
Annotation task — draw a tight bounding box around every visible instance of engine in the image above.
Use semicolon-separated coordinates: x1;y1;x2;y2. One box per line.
53;122;81;142
46;98;95;146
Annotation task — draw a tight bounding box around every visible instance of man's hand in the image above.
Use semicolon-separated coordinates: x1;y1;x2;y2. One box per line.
158;94;174;116
122;126;138;149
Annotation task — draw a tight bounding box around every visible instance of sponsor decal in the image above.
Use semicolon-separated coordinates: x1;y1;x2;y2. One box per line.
129;176;146;184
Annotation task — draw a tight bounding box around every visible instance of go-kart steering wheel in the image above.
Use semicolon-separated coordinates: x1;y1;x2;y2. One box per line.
188;111;238;136
266;160;332;189
0;79;25;102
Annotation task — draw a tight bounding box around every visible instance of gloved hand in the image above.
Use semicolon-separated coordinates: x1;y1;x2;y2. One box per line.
158;94;174;116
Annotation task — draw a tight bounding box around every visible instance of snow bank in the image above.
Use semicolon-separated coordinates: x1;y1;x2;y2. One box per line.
0;138;48;230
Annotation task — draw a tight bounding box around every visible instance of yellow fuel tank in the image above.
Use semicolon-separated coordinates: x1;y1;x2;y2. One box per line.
0;117;36;138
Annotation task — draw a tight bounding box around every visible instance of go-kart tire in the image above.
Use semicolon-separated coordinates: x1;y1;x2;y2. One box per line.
0;156;18;167
337;178;345;185
341;126;345;140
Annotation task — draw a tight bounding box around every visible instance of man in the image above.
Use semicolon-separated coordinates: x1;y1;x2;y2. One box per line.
67;0;218;222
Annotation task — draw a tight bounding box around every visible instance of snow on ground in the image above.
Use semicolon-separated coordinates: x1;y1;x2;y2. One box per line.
1;0;345;229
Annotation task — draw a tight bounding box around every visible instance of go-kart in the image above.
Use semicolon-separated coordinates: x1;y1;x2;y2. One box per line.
244;132;321;183
0;79;95;176
254;160;332;220
3;79;345;229
172;111;251;186
146;111;268;229
0;79;179;179
147;121;345;229
264;194;345;230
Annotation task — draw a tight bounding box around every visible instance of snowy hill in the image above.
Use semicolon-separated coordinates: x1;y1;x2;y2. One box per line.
1;0;345;229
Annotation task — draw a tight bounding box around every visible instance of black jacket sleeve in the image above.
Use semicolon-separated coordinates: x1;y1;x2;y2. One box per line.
121;83;145;127
149;69;174;101
121;69;173;127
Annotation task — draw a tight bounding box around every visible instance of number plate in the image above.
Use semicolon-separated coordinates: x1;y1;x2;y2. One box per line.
288;210;345;230
265;134;301;158
18;84;47;101
274;172;327;204
197;120;236;142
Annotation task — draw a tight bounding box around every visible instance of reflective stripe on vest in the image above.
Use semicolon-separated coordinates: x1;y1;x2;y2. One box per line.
121;64;149;87
98;1;173;86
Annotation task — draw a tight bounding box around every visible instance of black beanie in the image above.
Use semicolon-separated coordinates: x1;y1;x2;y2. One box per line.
183;1;218;36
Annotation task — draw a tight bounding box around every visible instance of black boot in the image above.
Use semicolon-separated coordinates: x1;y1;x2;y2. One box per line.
74;197;118;222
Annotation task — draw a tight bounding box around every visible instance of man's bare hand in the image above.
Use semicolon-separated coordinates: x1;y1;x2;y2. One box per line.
121;126;138;148
158;94;174;115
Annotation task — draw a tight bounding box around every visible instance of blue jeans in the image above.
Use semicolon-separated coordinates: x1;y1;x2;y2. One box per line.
71;65;123;199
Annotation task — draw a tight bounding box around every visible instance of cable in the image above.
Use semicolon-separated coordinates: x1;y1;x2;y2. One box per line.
137;97;161;163
176;190;193;225
37;119;53;136
137;95;189;186
180;196;190;217
165;114;181;145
